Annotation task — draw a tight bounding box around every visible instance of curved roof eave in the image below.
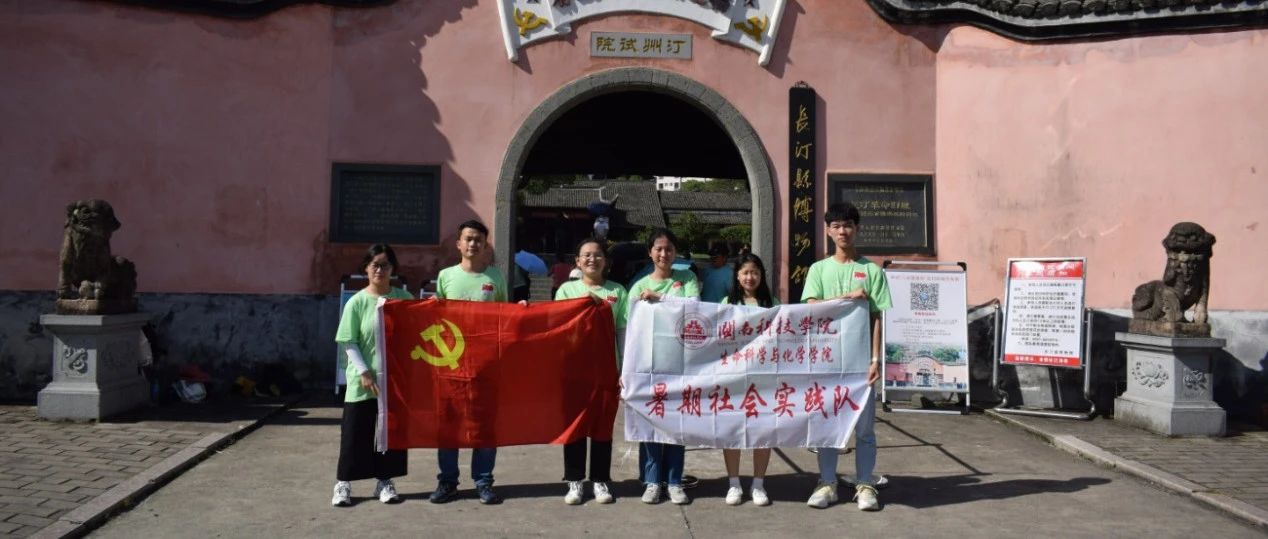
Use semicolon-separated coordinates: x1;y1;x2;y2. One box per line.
866;0;1268;41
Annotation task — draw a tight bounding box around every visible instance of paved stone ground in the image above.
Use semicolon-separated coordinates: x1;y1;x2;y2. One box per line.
988;410;1268;525
0;396;294;538
89;401;1262;538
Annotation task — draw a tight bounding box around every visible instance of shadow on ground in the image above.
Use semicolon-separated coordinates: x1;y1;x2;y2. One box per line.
882;474;1110;509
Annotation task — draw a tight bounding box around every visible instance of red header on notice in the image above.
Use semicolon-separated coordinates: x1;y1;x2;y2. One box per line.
1009;260;1084;279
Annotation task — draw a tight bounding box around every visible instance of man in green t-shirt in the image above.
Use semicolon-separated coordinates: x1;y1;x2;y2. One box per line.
429;220;509;505
801;202;892;512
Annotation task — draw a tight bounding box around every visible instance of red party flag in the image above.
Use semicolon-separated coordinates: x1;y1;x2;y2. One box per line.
379;297;618;449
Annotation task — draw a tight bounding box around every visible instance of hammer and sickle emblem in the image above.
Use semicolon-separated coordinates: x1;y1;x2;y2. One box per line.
734;15;768;42
410;319;465;370
514;8;550;38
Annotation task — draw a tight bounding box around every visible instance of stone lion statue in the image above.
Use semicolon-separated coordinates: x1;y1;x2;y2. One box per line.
1129;222;1215;336
56;200;137;314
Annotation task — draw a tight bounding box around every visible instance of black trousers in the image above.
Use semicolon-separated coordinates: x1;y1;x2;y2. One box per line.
336;400;407;482
562;438;612;482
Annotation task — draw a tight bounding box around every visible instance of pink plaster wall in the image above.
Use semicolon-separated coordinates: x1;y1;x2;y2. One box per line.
0;0;934;296
322;0;936;296
0;1;336;294
935;27;1268;309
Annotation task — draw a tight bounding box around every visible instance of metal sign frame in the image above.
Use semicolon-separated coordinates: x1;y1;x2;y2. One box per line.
880;260;970;415
992;257;1095;420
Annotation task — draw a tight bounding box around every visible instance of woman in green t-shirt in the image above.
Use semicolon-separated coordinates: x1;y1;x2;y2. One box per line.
627;228;699;506
554;237;628;506
331;244;413;507
719;253;778;507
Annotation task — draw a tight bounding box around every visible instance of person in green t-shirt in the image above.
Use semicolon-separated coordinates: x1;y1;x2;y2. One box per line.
332;244;412;507
429;220;516;505
718;253;778;507
801;202;892;512
554;237;628;506
627;228;699;506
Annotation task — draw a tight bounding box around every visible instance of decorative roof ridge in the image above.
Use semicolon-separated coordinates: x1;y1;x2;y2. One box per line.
99;0;392;18
867;0;1268;41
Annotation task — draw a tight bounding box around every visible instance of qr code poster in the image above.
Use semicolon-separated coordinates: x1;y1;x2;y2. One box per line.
910;282;939;311
882;270;969;393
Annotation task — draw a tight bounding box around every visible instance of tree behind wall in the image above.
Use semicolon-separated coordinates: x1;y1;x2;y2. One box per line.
671;213;709;254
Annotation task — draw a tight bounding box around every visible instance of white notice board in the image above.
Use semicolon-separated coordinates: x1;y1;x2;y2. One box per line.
1001;258;1086;369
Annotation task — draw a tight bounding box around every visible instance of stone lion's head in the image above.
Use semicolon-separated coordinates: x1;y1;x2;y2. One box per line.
66;199;121;238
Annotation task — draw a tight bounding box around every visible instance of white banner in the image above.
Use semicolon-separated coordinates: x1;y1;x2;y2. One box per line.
497;0;788;65
622;297;872;449
883;269;969;393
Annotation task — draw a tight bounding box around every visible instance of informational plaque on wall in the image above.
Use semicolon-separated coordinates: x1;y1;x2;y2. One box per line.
590;32;692;60
1001;258;1086;369
330;163;441;244
827;173;934;255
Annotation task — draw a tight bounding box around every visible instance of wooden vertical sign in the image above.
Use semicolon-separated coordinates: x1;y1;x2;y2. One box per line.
787;84;816;302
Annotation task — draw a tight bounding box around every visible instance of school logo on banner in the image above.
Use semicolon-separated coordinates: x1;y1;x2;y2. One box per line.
677;312;712;350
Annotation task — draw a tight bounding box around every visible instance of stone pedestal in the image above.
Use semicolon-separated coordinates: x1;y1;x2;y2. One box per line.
1114;332;1226;436
38;313;150;421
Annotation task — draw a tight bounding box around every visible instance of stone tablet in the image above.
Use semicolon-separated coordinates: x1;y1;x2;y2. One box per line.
329;164;441;245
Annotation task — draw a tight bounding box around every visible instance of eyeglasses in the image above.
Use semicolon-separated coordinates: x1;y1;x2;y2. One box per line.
369;262;392;271
580;254;605;260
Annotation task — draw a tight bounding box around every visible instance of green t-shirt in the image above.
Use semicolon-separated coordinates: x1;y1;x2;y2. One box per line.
799;256;892;313
721;295;781;307
436;265;507;302
335;287;413;403
555;279;629;329
627;269;700;318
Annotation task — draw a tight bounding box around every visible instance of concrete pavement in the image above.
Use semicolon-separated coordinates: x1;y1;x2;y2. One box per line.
88;399;1262;538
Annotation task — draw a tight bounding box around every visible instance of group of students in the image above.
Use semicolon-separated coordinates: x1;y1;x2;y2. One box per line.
332;201;890;512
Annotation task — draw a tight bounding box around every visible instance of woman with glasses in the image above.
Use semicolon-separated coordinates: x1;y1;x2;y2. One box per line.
553;237;628;505
331;244;413;507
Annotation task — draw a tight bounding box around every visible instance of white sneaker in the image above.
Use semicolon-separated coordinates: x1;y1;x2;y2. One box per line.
331;481;351;507
642;483;662;504
373;479;401;504
564;480;584;505
725;486;743;506
668;485;689;505
855;484;879;511
593;482;615;504
751;486;770;506
806;481;838;509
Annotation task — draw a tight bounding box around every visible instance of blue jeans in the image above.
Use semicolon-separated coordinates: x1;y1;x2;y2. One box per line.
817;396;876;485
641;442;685;486
437;448;497;487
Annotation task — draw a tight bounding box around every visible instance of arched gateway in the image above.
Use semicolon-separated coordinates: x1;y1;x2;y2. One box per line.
494;67;776;286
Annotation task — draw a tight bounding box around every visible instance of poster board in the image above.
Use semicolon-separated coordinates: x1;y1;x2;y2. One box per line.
1001;258;1086;369
883;267;969;394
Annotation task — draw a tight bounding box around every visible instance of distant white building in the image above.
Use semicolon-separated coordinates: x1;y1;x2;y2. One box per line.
655;176;710;191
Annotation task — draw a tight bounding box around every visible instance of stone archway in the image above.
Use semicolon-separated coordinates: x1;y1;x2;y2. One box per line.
495;67;776;285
